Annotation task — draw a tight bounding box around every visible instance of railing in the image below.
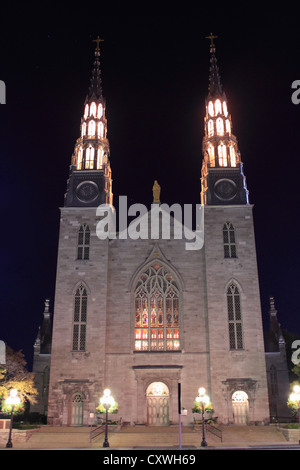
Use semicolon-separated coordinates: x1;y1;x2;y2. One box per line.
90;424;105;442
90;417;123;446
205;422;223;442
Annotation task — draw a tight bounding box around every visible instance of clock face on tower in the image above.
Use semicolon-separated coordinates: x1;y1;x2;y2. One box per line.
214;178;237;201
76;181;99;203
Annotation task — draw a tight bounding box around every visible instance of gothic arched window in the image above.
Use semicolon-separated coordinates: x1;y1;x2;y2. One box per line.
98;121;104;138
227;282;243;350
218;143;227;166
208;101;214;116
85;146;95;169
225;119;231;134
88;120;96;136
230;146;236;167
90;102;97;117
208;144;215;166
77;224;90;260
72;284;88;351
215;99;222;115
223;222;237;258
98;103;103;118
216;117;224;135
97;148;104;169
134;264;180;352
77;147;83;170
223;101;228;117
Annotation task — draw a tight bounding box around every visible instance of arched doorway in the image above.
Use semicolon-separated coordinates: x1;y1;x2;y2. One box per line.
71;392;84;426
146;382;169;426
232;391;249;425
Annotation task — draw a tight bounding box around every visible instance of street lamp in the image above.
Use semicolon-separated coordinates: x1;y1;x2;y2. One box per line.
100;389;115;448
290;385;300;444
5;389;20;448
195;387;210;447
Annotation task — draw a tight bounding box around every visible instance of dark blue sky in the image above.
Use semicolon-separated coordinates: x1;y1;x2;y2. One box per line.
1;6;300;369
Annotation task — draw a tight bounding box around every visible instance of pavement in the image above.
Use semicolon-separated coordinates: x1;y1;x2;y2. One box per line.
1;423;299;451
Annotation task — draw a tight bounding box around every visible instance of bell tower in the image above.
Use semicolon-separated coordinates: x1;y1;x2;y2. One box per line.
64;37;113;207
201;34;249;205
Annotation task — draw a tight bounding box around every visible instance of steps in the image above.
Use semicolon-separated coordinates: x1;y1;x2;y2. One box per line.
6;424;288;449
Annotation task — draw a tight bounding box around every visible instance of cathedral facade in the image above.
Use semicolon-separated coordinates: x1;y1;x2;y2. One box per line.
45;37;273;426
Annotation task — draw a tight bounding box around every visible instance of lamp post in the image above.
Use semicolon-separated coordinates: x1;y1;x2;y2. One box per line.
5;389;20;448
290;385;300;444
195;387;209;447
100;389;115;448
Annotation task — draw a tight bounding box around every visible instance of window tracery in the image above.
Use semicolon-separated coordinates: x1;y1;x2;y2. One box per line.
134;264;180;351
223;222;237;258
72;284;88;351
227;282;243;350
77;224;90;260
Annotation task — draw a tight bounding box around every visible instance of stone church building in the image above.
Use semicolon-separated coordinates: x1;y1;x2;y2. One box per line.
32;37;290;426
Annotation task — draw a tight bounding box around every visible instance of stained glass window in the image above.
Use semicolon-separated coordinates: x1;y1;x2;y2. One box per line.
73;284;88;351
134;264;180;351
227;282;243;350
77;224;90;260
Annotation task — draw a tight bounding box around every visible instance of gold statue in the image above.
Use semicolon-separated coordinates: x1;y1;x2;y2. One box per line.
152;180;161;204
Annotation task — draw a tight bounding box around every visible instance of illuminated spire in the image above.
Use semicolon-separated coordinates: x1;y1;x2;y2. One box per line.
205;33;223;98
201;35;249;205
87;36;104;101
65;37;113;207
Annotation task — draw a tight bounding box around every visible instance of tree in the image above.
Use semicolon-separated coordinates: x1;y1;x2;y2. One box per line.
0;346;38;414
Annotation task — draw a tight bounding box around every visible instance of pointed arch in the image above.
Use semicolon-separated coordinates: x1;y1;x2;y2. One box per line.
223;222;237;258
133;260;182;352
226;281;243;350
77;224;90;260
72;282;88;351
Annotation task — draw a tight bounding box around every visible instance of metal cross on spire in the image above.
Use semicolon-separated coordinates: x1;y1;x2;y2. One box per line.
205;32;218;49
92;36;104;52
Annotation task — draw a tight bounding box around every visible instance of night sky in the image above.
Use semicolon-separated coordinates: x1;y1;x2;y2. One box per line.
1;6;300;369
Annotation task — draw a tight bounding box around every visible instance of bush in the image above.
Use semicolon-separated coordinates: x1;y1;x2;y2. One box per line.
283;423;300;429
